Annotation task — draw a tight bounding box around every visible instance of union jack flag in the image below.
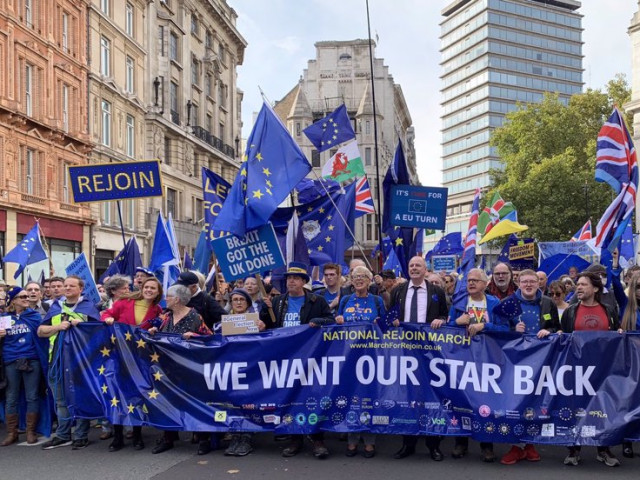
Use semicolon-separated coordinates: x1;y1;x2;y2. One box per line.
596;107;638;194
452;188;480;311
595;108;638;249
354;176;375;217
570;220;592;242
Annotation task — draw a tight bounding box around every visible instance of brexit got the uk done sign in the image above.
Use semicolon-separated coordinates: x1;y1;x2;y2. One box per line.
63;322;640;446
68;160;163;203
390;185;448;230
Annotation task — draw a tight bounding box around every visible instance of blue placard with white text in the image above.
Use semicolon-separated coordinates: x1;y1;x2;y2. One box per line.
65;252;101;305
432;255;457;273
390;185;448;229
211;224;285;281
68;160;163;203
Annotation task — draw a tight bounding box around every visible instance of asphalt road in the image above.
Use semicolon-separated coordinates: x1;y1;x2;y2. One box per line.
2;426;640;480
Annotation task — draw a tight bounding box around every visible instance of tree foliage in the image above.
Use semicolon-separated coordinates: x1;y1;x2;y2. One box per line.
488;74;632;242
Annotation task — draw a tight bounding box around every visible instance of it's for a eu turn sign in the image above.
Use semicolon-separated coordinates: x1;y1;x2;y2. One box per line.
390;185;448;230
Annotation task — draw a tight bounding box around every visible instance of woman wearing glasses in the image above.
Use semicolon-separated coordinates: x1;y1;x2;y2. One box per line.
335;265;385;458
549;280;570;317
0;287;49;446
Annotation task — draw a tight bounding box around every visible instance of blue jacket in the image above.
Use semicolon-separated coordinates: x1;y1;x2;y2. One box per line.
447;294;504;331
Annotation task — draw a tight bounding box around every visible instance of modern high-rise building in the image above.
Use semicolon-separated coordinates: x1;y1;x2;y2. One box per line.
436;0;583;245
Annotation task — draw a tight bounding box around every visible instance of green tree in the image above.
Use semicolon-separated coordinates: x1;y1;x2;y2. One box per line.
488;74;632;241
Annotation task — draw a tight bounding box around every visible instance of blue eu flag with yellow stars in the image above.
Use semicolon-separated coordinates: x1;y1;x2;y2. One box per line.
298;182;356;266
3;222;49;279
214;102;312;237
303;104;356;153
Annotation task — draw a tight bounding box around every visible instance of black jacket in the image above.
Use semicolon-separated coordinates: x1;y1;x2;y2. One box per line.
560;301;620;333
501;292;560;332
390;281;448;323
261;291;334;328
187;291;226;329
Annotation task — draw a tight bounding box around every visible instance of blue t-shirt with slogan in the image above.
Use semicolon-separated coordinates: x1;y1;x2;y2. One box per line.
338;294;385;323
282;295;305;327
2;315;38;363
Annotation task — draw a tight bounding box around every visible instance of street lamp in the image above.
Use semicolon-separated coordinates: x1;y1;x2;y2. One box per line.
153;77;160;106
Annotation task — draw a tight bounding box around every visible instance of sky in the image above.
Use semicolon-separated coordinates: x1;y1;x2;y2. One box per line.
231;0;637;187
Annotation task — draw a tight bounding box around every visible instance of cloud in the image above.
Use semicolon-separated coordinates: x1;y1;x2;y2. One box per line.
272;36;303;54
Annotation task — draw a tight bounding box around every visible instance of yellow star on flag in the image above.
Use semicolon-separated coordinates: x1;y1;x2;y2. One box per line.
253;189;264;199
395;237;403;246
110;334;116;344
101;384;108;394
328;225;335;231
241;167;247;176
125;331;132;341
153;370;164;381
98;365;106;375
127;404;135;414
318;245;324;252
150;352;160;363
266;188;272;195
266;180;272;188
307;206;313;212
325;236;331;243
319;207;325;213
262;167;271;177
100;346;111;357
110;396;120;407
255;152;263;161
327;215;332;220
136;339;146;349
148;390;159;399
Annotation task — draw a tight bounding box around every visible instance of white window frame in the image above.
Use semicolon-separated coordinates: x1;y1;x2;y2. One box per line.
25;64;33;116
101;100;111;146
62;164;69;203
61;12;69;52
100;36;111;77
25;148;34;194
125;3;134;36
62;84;69;132
126;114;135;158
25;0;33;27
125;55;134;93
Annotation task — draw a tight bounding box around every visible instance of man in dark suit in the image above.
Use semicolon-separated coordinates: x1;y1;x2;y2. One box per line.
390;256;448;461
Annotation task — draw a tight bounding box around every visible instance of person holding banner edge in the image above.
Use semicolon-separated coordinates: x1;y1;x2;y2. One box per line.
390;256;448;461
260;262;334;459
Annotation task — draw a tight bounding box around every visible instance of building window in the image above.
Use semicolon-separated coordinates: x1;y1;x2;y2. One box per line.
311;150;320;168
158;26;165;56
206;114;212;133
219;122;224;142
205;30;212;49
100;0;109;16
170;81;178;113
191;103;199;127
100;36;110;76
205;74;212;97
101;100;111;146
191;57;200;86
125;3;134;36
365;121;371;135
126;115;135;158
218;83;226;108
218;43;225;63
164;136;171;165
103;202;111;225
61;12;69;52
166;188;177;218
125;200;135;228
25;148;35;194
62;164;69;203
170;32;179;61
125;56;134;93
194;198;203;222
191;14;199;36
296;122;301;137
365;147;372;166
62;84;69;132
25;0;33;27
25;64;33;116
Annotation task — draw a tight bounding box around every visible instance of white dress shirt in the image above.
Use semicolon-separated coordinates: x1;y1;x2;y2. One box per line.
404;281;428;323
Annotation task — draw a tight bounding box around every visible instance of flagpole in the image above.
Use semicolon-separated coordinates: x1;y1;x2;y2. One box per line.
116;201;127;248
310;170;373;271
365;0;385;271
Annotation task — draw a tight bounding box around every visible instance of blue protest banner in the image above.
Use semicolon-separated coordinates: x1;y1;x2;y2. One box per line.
64;323;640;444
211;224;285;281
432;255;457;272
68;160;163;203
65;252;101;305
390;185;448;229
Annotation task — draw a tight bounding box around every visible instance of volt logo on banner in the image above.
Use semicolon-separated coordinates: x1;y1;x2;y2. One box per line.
68;160;163;203
63;324;640;445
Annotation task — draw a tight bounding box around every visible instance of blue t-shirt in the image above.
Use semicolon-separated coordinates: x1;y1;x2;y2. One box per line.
2;314;38;363
338;294;385;323
282;295;305;327
323;290;339;307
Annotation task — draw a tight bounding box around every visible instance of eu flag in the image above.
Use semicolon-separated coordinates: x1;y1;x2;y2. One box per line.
382;140;410;235
214;102;312;237
148;212;178;273
299;183;356;266
193;229;212;275
3;222;48;279
99;236;142;283
303;104;356;153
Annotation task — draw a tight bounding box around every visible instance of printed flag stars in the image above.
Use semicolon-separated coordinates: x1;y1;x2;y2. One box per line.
150;352;160;363
98;365;106;375
125;331;133;341
153;370;164;382
110;397;120;407
100;346;111;357
148;389;159;400
136;338;146;349
127;404;135;414
101;384;108;394
110;334;117;344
